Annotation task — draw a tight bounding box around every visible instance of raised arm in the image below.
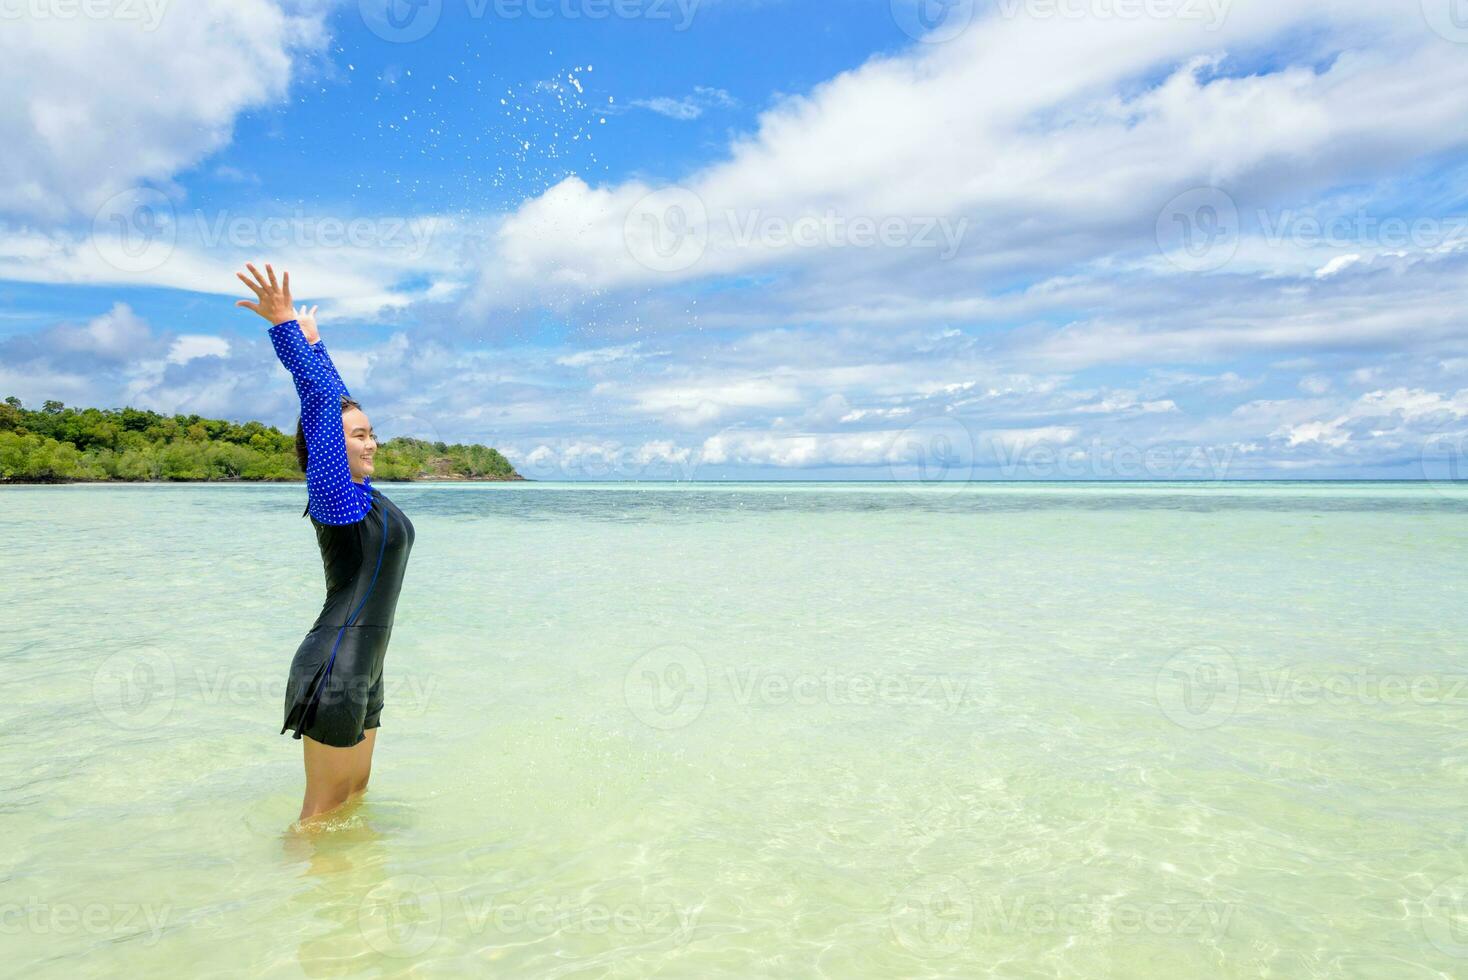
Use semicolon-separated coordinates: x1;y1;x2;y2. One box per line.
238;264;370;525
268;319;370;525
290;303;350;398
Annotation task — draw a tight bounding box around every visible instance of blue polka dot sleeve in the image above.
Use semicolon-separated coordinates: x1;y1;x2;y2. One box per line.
268;319;373;526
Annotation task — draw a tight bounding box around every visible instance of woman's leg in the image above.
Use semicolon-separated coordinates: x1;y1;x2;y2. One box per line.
298;731;375;822
352;728;377;794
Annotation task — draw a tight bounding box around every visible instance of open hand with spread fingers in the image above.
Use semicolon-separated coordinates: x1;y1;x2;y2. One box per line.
235;263;294;326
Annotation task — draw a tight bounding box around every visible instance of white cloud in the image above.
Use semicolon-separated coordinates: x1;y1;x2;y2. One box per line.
612;377;805;427
630;86;739;120
1276;416;1351;448
1298;374;1332;395
52;303;156;361
982;426;1080;452
506;438;696;480
168;335;232;365
0;0;330;222
698;429;904;467
0;214;473;316
555;343;654;368
468;0;1468;322
1071;395;1179;415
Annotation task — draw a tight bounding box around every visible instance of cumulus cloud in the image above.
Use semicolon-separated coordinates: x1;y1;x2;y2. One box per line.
467;1;1468;316
0;304;194;408
0;0;330;222
7;1;1468;478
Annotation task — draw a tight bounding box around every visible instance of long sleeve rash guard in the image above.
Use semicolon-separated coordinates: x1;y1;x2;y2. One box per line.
268;318;375;525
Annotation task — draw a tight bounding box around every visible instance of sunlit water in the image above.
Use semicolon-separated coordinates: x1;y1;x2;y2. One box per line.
4;481;1467;978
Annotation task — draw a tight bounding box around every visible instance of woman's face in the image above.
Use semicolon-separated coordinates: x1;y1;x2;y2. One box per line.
342;407;377;482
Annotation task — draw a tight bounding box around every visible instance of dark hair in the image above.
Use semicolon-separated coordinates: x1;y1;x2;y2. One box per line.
295;394;362;473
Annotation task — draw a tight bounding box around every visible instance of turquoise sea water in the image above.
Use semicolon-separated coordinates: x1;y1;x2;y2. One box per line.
3;481;1467;977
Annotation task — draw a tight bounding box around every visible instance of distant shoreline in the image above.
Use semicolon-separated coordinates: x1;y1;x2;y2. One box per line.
0;474;528;485
1;476;1455;486
0;398;522;483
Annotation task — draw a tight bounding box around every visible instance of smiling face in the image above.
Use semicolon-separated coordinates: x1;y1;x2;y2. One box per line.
342;406;377;483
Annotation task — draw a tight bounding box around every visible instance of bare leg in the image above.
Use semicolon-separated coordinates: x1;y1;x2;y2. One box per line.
298;729;377;823
352;728;378;795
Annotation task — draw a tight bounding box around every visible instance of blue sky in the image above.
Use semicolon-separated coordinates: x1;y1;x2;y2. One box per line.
2;0;1467;479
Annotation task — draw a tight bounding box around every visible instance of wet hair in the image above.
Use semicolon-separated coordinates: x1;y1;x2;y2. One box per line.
295;394;362;473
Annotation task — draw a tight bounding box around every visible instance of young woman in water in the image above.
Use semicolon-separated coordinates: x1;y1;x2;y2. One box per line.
236;263;416;824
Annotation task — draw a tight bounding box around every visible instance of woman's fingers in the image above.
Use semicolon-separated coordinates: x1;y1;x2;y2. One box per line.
266;264;278;289
282;269;290;300
236;272;263;297
236;299;260;312
246;263;269;291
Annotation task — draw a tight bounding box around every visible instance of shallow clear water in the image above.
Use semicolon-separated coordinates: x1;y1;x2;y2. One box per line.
3;481;1467;977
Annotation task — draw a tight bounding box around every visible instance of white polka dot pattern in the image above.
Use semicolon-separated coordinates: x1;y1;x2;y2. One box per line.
269;319;374;525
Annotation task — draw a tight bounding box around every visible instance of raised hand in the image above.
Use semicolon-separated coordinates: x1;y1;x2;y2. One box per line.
235;263;294;326
293;304;322;344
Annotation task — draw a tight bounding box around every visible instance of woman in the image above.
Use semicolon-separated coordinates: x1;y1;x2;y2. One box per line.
236;263;416;824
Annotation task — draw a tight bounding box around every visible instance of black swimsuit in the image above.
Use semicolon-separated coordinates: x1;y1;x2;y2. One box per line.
267;318;416;748
282;490;415;747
